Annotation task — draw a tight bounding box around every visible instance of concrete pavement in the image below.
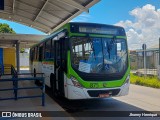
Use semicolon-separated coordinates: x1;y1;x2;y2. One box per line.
114;84;160;111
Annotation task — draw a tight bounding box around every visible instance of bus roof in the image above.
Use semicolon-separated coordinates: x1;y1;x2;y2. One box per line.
30;22;125;49
69;22;124;29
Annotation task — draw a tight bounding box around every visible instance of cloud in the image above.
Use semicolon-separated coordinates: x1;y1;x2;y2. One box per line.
115;4;160;50
70;12;91;22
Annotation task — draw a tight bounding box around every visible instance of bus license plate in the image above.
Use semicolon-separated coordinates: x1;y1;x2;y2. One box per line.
98;93;109;98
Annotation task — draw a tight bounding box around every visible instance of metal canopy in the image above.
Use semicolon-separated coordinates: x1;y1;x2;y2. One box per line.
0;33;47;48
0;0;100;34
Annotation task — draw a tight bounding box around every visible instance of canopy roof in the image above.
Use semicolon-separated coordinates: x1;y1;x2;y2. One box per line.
0;0;100;34
0;33;47;48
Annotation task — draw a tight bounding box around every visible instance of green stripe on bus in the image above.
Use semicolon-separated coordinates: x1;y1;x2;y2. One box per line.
70;33;86;37
89;34;113;38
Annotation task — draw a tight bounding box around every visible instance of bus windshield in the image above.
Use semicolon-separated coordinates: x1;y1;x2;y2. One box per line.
71;37;128;74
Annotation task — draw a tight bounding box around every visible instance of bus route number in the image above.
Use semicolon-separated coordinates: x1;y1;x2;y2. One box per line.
90;83;99;88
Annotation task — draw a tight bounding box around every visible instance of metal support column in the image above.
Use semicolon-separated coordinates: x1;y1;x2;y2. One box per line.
158;38;160;79
142;44;147;77
16;41;20;73
159;38;160;66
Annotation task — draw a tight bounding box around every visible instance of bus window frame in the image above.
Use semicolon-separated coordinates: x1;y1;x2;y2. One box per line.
45;39;52;59
50;39;54;59
30;48;34;61
54;37;68;73
30;29;68;62
39;44;43;61
69;36;129;81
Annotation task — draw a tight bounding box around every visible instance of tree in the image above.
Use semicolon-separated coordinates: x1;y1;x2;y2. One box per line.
0;23;16;33
20;48;25;53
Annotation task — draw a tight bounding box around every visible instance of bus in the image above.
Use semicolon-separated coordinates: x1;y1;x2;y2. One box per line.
30;22;130;99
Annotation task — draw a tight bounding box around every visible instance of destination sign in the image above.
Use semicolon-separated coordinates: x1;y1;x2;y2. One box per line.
79;26;118;35
70;23;125;36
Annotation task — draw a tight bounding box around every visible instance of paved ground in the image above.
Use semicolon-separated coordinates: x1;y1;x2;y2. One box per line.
0;74;74;120
0;69;159;119
44;84;160;120
114;84;160;111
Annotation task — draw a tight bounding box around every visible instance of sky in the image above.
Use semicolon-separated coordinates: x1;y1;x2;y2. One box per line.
0;0;160;50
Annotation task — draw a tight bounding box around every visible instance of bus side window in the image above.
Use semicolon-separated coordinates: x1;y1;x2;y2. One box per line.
42;43;45;59
51;39;54;59
34;47;37;60
37;46;39;60
39;44;43;61
45;40;51;59
61;38;68;72
30;48;34;61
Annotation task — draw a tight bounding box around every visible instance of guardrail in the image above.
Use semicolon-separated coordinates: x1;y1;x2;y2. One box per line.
0;64;45;106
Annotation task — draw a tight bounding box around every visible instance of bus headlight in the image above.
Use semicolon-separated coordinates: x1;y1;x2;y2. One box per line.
71;76;83;88
124;75;130;85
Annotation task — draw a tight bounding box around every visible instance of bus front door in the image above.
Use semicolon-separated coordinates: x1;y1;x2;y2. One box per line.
54;39;65;96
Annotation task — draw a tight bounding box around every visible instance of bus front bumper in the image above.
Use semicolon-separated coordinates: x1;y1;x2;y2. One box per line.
66;80;130;100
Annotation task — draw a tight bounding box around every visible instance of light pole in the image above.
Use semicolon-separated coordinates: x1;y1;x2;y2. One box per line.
158;38;160;79
142;44;147;78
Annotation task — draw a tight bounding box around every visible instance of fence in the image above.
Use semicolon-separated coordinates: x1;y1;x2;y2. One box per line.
130;49;159;76
0;64;45;106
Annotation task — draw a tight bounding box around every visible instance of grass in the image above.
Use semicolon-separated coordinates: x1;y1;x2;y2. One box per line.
130;73;160;88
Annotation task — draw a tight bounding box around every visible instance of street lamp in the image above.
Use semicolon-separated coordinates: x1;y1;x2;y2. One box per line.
142;43;147;78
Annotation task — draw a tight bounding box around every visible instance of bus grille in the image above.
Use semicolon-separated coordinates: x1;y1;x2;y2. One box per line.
87;89;120;97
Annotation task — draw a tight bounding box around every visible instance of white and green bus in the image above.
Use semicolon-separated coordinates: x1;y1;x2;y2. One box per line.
30;22;130;99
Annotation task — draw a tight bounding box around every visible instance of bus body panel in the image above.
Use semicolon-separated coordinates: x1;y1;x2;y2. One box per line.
64;74;68;98
42;62;54;87
65;76;130;99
